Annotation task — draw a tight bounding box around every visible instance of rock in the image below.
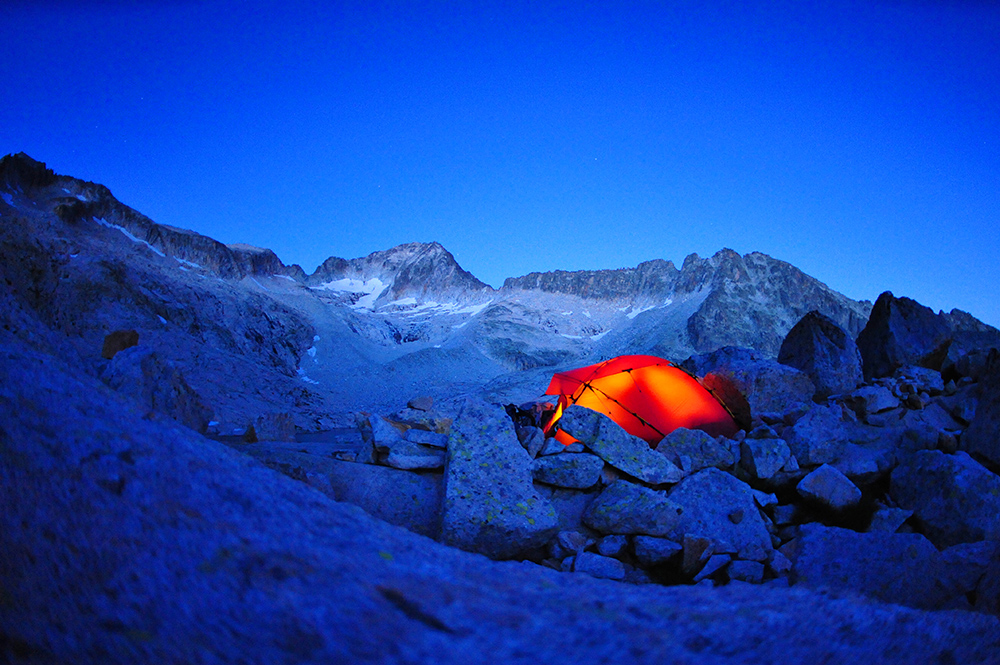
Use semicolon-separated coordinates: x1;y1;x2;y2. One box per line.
856;291;952;380
667;468;773;561
894;365;945;395
976;561;1000;615
531;453;604;489
516;426;546;458
596;534;629;558
739;438;792;480
101;346;211;433
751;490;778;509
558;406;684;485
778;311;863;398
582;481;683;536
940;541;999;597
933;386;978;426
728;560;765;584
845;386;900;421
550;530;589;559
961;366;1000;467
890;450;1000;548
441;399;558;559
386;440;446;470
682;535;716;576
781;403;898;478
573;552;626;581
693;554;731;583
680;346;815;415
768;549;793;575
101;329;139;359
250;412;296;442
946;347;1000;383
535;484;601;534
866;503;913;533
405;428;449;448
407;395;434;411
796;464;862;511
656;428;736;473
327;464;444;537
633;536;682;566
539;438;584;455
771;504;799;526
370;415;406;452
787;524;958;610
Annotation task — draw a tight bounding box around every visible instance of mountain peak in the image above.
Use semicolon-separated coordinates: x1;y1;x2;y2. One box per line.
309;241;491;303
1;152;57;191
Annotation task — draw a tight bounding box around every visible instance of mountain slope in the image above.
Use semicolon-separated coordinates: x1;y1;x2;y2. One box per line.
0;151;951;427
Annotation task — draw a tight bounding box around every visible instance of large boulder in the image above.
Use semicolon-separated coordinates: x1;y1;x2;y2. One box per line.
681;346;815;415
656;428;737;474
787;524;958;610
890;450;1000;548
961;365;1000;467
557;406;684;485
440;399;558;559
778;311;863;398
666;468;773;561
582;480;683;536
100;346;211;433
856;292;952;380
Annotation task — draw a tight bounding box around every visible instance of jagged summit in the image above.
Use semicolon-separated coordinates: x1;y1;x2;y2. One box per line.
308;240;492;303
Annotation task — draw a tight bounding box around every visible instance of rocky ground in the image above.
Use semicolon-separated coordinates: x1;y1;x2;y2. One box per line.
3;152;1000;663
238;300;1000;620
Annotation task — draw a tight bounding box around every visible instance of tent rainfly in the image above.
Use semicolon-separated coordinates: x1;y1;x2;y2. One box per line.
542;354;750;446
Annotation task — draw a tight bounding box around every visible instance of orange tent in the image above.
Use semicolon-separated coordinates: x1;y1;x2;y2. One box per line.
542;355;745;445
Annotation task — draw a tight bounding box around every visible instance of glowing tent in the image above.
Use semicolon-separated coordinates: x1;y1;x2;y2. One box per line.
542;355;748;445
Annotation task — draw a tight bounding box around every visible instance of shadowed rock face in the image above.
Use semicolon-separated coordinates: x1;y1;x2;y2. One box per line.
857;291;953;379
778;310;863;398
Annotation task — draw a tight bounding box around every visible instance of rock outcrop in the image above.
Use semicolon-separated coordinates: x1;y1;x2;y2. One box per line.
778;310;863;398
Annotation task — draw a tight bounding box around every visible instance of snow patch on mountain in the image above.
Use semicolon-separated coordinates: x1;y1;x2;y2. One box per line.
312;277;389;310
94;217;165;257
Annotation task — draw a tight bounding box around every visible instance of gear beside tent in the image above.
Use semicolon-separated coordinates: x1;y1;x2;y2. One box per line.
542;355;750;446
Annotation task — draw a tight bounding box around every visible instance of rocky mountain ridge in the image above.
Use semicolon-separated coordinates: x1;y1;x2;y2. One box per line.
0;151;995;426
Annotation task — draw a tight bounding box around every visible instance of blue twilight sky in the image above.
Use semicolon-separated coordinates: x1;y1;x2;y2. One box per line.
2;0;998;325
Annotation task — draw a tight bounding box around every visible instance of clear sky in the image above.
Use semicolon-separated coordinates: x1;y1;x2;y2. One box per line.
3;0;998;326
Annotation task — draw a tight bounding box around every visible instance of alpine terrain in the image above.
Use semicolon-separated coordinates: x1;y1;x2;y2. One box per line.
3;152;1000;664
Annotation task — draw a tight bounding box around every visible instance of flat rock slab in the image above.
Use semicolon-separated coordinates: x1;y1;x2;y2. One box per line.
558;406;684;485
667;468;773;561
441;399;558;559
890;450;1000;548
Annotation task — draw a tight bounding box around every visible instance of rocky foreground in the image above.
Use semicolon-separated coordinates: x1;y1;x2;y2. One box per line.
4;296;1000;663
